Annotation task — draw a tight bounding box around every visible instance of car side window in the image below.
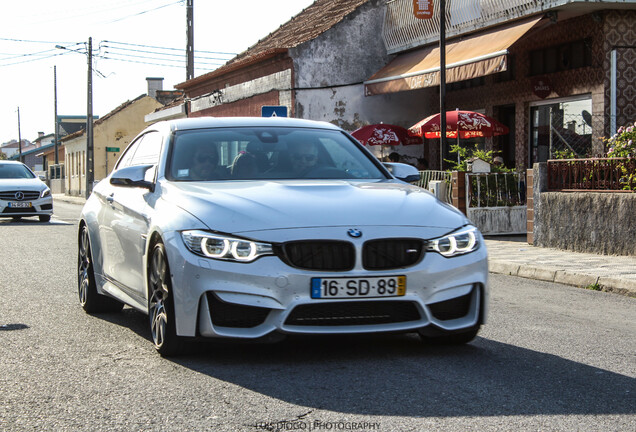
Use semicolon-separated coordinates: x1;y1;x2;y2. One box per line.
129;132;162;166
116;139;140;169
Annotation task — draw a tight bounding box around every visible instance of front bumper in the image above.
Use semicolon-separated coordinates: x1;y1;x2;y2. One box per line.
163;229;489;339
0;196;53;218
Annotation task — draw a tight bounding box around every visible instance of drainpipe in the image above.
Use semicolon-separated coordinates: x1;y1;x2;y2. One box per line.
611;49;617;135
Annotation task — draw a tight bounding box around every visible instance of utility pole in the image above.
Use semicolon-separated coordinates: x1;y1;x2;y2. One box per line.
186;0;194;81
86;37;94;199
439;0;447;170
17;107;23;163
54;66;59;165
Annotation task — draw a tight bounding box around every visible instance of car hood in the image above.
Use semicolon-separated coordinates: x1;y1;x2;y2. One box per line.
161;180;468;234
0;178;46;191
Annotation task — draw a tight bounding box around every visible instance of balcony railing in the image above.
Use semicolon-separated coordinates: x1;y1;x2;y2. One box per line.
547;158;636;192
383;0;625;53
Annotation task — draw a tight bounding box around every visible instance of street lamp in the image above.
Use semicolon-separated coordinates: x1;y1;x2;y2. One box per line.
56;39;94;199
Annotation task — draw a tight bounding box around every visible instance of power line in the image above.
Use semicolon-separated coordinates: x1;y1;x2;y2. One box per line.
0;51;71;67
99;55;217;71
100;50;224;66
101;43;232;62
104;40;236;56
105;0;184;24
0;37;81;45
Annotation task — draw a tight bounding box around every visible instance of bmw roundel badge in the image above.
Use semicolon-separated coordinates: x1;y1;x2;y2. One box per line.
347;229;362;238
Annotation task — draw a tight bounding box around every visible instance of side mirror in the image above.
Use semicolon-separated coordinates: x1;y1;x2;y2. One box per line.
383;162;421;183
110;164;155;191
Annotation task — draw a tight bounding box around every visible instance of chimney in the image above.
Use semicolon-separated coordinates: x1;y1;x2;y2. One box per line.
38;132;44;138
146;77;164;99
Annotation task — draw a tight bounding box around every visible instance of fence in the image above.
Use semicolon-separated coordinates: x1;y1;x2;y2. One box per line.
547;158;636;191
546;110;595;159
467;171;527;208
416;170;452;203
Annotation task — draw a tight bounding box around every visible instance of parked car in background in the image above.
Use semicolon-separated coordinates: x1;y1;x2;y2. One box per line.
78;117;488;356
0;160;53;222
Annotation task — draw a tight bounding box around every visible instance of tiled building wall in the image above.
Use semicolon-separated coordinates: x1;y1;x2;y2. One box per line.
603;10;636;133
441;13;607;170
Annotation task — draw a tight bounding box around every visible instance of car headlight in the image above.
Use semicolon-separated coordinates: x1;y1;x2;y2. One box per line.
427;226;480;257
41;188;51;198
181;230;273;263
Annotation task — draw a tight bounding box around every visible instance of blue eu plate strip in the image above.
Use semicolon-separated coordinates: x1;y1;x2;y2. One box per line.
311;279;322;298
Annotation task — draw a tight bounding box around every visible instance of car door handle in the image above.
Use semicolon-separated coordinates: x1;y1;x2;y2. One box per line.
106;194;114;204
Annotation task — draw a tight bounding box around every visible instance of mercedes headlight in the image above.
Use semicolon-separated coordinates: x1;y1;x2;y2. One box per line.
182;230;273;262
427;226;480;257
41;188;51;198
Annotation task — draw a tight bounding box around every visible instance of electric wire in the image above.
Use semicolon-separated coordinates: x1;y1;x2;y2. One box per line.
100;50;225;66
0;51;71;67
104;40;236;56
105;1;184;24
99;55;215;71
101;44;232;62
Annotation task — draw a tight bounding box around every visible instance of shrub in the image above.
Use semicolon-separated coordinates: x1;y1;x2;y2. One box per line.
604;121;636;190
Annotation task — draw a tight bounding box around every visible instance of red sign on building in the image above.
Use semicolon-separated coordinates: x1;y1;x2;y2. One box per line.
413;0;434;20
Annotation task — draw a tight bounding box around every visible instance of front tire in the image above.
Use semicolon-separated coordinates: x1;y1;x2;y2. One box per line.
148;241;183;356
78;225;123;313
39;215;51;222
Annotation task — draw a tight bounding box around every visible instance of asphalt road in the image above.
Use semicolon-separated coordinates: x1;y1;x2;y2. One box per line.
0;201;634;431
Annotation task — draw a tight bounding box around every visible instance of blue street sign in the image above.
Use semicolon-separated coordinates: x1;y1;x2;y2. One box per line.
261;105;288;117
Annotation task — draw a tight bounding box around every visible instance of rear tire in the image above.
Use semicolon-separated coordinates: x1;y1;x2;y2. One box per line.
78;225;123;313
148;241;183;357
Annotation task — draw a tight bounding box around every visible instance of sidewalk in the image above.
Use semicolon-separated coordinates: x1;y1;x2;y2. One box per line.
53;194;636;297
485;235;636;297
54;193;87;206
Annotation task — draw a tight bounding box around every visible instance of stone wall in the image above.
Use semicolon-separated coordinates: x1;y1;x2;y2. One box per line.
531;163;636;256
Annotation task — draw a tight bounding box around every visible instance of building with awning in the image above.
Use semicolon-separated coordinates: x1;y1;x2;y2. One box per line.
364;16;542;96
361;0;636;169
165;0;635;170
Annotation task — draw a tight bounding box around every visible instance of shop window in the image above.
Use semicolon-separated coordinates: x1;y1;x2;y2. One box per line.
529;38;593;76
529;96;593;165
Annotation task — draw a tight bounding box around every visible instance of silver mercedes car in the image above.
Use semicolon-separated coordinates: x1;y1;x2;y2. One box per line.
78;117;488;356
0;160;53;222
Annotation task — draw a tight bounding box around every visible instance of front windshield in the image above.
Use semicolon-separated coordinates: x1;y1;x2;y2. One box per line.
0;163;36;179
167;127;387;181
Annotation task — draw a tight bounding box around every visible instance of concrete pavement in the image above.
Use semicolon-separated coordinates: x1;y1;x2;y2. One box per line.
485;235;636;297
54;194;636;298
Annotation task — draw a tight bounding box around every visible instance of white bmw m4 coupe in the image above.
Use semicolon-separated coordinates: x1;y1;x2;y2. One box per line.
78;117;488;356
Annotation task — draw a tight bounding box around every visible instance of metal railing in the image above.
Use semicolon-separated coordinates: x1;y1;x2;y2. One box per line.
383;0;616;53
416;170;453;202
467;171;527;208
547;158;636;191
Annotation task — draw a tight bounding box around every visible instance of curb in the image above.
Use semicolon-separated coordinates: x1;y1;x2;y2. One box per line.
489;260;636;298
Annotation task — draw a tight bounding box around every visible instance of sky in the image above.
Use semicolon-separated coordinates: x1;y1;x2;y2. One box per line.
0;0;315;144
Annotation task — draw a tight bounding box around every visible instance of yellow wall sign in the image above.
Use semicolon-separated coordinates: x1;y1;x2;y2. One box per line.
413;0;434;20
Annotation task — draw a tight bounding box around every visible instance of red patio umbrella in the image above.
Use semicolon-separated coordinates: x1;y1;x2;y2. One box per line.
352;124;422;146
409;110;509;139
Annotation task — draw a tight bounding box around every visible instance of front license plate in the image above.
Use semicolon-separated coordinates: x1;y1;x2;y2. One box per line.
9;202;32;208
311;276;406;299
